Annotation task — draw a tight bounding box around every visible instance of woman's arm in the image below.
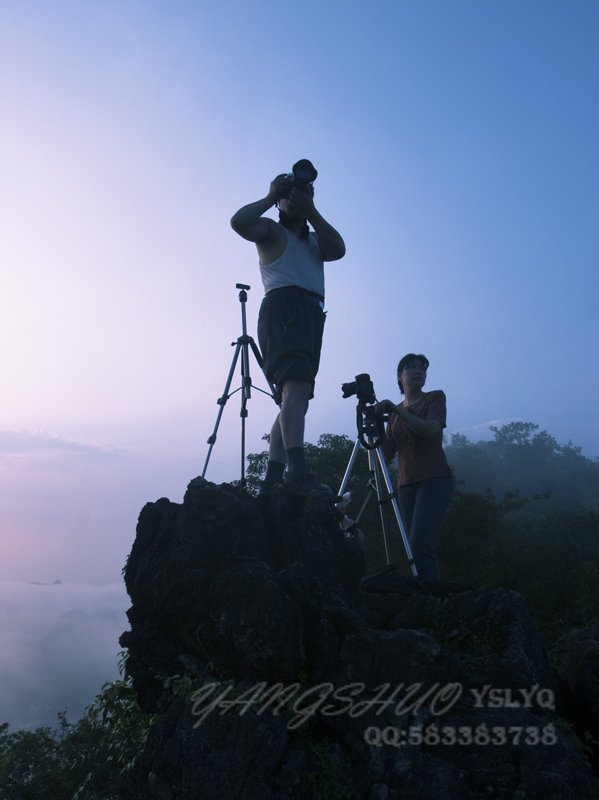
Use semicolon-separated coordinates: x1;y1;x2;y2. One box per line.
379;428;397;461
373;404;398;460
375;400;442;439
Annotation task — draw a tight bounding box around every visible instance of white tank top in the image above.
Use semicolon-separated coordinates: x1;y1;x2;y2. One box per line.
259;227;325;298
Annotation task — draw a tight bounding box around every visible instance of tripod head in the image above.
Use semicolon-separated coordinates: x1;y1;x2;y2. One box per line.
236;283;251;302
341;373;385;450
356;403;385;450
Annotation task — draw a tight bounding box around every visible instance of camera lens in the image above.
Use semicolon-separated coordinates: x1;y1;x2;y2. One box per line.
341;381;357;399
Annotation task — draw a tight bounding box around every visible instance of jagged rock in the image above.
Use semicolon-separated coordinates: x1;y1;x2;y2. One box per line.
124;697;290;800
119;478;596;799
564;624;599;775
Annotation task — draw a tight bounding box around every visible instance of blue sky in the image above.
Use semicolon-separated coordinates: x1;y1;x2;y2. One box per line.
0;0;597;723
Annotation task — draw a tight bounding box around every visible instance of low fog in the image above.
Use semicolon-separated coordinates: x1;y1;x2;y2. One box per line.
0;581;129;730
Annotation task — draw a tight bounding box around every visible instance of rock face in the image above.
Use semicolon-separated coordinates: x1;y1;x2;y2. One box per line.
120;478;596;800
564;625;599;776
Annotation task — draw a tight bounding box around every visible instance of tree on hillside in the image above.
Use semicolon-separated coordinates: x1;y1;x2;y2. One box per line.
445;421;599;509
0;712;119;800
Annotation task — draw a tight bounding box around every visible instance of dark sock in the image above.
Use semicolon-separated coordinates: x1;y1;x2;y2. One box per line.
286;447;308;477
264;460;285;485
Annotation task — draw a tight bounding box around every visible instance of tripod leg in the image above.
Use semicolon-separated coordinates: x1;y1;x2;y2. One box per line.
202;341;242;479
250;338;281;406
375;448;418;577
337;438;394;567
337;438;362;497
240;394;247;488
239;339;252;488
335;430;418;577
370;451;393;566
354;481;374;522
241;340;252;400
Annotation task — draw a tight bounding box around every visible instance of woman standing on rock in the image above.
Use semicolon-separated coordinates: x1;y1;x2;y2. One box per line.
375;353;453;581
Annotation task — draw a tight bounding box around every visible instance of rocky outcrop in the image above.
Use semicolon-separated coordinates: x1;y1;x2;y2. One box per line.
119;478;596;799
564;624;599;775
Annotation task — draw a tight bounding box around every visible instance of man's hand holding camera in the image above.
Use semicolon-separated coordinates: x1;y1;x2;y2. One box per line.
284;186;315;217
267;174;293;205
267;171;314;210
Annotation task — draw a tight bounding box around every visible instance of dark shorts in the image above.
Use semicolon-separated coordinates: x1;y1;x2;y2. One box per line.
258;286;326;397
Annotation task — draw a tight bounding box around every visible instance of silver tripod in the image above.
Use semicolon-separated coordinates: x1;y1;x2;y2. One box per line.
337;404;418;577
202;284;281;488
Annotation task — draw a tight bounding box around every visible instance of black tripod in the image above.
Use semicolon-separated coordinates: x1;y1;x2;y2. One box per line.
202;284;281;488
337;403;418;577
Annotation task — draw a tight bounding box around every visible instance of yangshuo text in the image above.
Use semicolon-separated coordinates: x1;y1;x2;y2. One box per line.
189;681;555;731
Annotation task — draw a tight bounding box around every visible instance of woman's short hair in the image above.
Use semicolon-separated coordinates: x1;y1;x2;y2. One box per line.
397;353;429;393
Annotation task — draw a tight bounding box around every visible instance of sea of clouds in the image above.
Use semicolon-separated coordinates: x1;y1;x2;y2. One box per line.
0;581;129;730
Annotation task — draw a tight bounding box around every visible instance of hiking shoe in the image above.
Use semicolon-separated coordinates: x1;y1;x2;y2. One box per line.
283;470;322;496
258;480;276;498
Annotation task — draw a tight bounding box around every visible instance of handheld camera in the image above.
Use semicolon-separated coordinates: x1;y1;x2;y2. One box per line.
279;159;318;198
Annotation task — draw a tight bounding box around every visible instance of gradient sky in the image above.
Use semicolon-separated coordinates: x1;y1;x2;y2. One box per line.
0;3;597;717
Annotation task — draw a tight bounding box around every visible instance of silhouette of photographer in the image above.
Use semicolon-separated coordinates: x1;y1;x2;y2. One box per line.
375;353;453;579
231;161;345;495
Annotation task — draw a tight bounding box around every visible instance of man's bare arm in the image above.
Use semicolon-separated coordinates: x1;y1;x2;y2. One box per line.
230;197;277;243
230;174;288;243
309;208;346;261
286;188;346;261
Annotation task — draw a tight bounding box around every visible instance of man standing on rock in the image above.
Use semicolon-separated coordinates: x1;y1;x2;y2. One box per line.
231;161;346;495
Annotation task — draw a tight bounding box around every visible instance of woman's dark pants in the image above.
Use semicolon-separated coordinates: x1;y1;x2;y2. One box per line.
397;476;454;580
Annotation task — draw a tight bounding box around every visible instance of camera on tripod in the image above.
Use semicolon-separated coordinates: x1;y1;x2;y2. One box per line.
341;373;384;450
341;373;376;406
337;371;418;576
